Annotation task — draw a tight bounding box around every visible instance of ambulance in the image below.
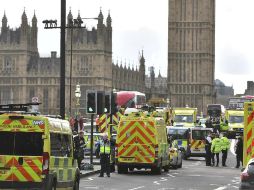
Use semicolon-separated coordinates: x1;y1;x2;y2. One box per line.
0;103;79;190
225;109;244;137
172;107;198;128
116;111;169;174
243;102;254;167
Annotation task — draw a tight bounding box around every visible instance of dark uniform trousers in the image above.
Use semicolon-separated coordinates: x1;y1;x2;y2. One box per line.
100;154;110;176
222;149;228;166
205;143;212;166
236;153;243;167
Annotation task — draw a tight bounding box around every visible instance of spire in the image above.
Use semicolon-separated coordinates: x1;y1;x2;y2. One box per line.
67;8;73;26
77;10;81;20
21;8;28;26
2;11;7;26
98;8;103;25
140;50;145;65
106;10;111;27
32;11;37;27
158;70;162;77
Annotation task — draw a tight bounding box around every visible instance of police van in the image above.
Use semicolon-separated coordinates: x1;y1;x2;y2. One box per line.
0;103;80;190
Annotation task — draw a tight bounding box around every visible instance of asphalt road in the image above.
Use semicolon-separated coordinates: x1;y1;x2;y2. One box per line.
80;140;242;190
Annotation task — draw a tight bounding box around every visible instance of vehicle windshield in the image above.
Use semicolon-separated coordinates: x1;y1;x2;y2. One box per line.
174;115;193;123
0;132;43;156
192;130;210;140
199;119;206;124
168;128;189;139
229;116;244;123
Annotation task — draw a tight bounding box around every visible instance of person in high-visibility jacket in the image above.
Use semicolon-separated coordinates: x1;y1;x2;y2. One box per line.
211;133;222;167
220;133;230;167
97;133;111;177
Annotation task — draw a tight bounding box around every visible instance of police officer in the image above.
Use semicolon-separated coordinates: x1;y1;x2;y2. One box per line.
235;135;243;168
205;132;212;166
220;133;230;167
211;133;221;167
98;133;111;177
74;131;86;170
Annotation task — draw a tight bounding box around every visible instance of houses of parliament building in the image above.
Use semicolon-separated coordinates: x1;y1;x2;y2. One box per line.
0;10;145;115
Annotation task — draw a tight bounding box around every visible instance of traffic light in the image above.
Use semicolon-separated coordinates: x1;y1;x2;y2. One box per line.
104;93;111;113
111;92;118;114
97;91;105;115
86;91;96;114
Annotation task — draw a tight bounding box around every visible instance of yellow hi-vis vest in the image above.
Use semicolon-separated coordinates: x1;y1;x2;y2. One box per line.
100;141;111;154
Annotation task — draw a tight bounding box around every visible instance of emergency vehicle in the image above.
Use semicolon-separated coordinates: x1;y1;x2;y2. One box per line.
225;109;244;137
187;127;212;158
116;111;169;174
0;103;80;190
167;126;189;160
243;102;254;167
172;107;198;128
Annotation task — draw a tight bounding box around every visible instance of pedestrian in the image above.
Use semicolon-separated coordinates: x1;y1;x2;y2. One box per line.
205;131;212;166
205;117;212;128
97;133;111;177
211;133;221;167
220;133;230;167
235;135;243;168
74;131;86;170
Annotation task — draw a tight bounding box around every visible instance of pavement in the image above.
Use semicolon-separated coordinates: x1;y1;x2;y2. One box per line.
80;157;101;178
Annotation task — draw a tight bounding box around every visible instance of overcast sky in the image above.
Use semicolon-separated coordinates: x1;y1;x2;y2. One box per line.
1;0;253;95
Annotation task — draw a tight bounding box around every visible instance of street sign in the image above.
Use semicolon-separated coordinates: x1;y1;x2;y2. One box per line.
32;97;39;103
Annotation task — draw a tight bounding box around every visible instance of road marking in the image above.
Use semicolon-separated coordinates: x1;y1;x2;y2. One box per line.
80;186;99;189
167;174;175;178
81;177;94;182
214;186;227;190
231;139;236;156
187;175;201;177
160;177;168;182
128;186;145;190
153;181;160;185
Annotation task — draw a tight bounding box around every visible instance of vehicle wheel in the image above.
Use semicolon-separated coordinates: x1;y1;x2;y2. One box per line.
151;164;162;175
110;163;115;172
73;178;79;190
164;165;169;172
117;165;128;174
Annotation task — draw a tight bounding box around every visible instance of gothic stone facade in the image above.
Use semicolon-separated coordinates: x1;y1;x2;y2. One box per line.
0;10;145;115
168;0;216;114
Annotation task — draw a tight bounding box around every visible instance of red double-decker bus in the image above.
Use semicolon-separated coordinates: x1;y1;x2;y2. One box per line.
116;91;146;109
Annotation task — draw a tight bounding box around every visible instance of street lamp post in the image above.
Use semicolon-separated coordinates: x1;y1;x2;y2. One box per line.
42;15;96;118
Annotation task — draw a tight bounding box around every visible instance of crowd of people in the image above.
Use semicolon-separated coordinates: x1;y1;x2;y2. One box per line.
205;132;243;168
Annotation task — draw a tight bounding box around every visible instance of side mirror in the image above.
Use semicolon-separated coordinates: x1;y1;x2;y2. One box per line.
241;168;245;172
225;120;228;125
